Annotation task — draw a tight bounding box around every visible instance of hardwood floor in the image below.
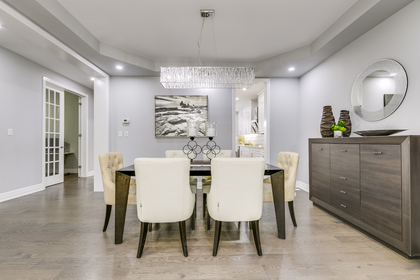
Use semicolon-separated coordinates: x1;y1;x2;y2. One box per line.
0;175;419;279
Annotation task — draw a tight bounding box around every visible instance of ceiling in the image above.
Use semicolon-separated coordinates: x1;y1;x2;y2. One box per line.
0;0;414;89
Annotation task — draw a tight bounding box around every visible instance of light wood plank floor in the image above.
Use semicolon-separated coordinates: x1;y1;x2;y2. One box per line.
1;175;419;280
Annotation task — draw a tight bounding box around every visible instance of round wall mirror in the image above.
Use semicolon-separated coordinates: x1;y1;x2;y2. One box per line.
351;59;408;122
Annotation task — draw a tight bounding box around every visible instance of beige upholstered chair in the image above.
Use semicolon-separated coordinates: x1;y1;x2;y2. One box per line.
277;152;300;227
207;158;266;256
165;150;198;230
134;158;195;258
202;150;232;229
98;152;136;232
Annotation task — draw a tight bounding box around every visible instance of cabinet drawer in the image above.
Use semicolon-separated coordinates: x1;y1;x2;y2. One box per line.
331;144;360;190
331;186;360;218
310;144;330;204
360;144;402;240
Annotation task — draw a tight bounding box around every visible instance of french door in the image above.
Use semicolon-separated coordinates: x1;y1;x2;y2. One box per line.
44;87;65;186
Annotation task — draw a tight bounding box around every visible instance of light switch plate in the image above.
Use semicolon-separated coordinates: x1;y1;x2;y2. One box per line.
118;131;122;137
124;131;129;137
8;129;13;136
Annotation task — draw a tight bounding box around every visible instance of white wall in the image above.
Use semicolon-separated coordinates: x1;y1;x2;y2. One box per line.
299;0;420;184
0;46;93;197
109;77;233;165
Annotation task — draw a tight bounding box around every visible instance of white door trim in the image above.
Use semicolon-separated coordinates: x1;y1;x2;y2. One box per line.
42;77;89;182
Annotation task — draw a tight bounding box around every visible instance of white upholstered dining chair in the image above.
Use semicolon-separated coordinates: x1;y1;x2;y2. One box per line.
207;157;266;256
277;152;300;227
165;150;198;230
202;150;232;229
134;158;195;258
98;152;136;232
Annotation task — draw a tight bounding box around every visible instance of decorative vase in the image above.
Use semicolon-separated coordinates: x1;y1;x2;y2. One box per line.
338;110;352;137
320;106;335;138
334;130;343;138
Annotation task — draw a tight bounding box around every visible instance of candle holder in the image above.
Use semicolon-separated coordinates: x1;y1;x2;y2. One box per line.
202;137;221;160
183;137;202;160
205;122;217;138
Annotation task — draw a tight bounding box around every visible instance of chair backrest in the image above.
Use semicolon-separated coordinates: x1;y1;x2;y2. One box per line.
207;158;266;222
134;158;195;223
277;152;299;202
98;152;125;205
165;150;189;158
202;150;232;161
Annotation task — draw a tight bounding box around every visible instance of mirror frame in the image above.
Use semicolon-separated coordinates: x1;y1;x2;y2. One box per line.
351;59;408;122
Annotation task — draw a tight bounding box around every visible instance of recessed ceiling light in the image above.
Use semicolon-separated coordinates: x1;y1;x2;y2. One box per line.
242;88;247;91
288;67;295;72
116;65;123;70
236;97;239;100
91;77;95;81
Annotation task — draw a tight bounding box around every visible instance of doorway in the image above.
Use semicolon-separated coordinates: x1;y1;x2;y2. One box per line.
43;77;89;187
64;91;80;178
233;79;270;162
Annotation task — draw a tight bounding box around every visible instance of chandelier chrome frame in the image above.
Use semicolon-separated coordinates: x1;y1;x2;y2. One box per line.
160;9;255;89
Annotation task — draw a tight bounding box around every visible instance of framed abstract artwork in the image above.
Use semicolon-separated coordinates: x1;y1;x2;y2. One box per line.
154;95;208;137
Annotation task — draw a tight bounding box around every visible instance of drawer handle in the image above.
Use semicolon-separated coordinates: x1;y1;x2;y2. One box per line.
339;149;347;152
373;152;383;155
319;148;323;151
340;190;347;194
339;177;347;180
340;204;347;208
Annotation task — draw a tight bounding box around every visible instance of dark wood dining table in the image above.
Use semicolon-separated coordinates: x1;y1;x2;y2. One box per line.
114;161;284;244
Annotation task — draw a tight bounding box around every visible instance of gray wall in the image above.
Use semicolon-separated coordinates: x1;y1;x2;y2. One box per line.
298;0;420;184
109;77;233;165
268;78;301;166
0;45;93;195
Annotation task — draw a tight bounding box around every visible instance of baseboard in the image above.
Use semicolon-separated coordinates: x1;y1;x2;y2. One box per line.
0;183;45;203
64;168;78;174
296;181;309;192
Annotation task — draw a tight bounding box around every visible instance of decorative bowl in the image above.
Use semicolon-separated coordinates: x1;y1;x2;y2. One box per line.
354;129;406;137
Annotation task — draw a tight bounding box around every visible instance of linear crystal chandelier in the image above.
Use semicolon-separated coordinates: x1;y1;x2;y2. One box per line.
160;10;255;89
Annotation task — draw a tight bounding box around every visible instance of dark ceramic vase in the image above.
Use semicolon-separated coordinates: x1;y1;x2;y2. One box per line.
320;106;335;138
338;110;352;137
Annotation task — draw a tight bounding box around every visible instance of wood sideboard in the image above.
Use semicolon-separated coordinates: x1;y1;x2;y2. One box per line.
309;136;420;257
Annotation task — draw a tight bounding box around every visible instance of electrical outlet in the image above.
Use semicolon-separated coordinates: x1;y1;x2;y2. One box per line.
124;131;129;137
118;131;122;137
8;129;13;136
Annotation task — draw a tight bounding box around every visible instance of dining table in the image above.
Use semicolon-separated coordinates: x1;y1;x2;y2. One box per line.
114;160;284;244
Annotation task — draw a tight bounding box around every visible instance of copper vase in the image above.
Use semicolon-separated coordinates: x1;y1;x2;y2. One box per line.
320;106;335;138
338;110;352;137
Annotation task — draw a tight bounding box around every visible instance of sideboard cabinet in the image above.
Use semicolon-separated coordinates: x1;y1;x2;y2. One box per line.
309;136;420;257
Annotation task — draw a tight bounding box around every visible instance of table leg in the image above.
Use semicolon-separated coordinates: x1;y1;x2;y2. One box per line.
270;170;285;239
115;171;131;244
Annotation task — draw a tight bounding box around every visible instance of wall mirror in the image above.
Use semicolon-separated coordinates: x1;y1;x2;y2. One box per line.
351;59;408;122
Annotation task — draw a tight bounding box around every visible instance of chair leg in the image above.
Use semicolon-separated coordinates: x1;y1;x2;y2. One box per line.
179;221;188;257
191;208;195;231
206;205;211;230
137;222;149;258
203;193;207;218
250;220;263;256
288;201;297;227
213;221;222;256
102;204;112;232
148;223;152;232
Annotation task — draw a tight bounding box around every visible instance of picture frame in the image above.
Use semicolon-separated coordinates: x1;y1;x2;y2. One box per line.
154;95;208;137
